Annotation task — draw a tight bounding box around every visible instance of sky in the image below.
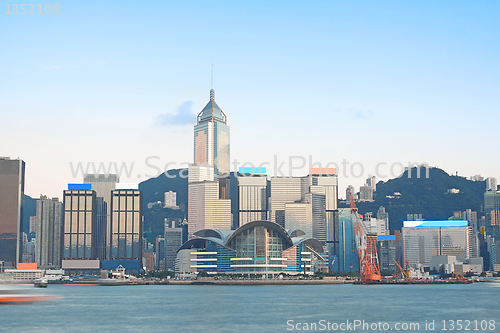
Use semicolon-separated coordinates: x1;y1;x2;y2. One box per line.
1;1;499;199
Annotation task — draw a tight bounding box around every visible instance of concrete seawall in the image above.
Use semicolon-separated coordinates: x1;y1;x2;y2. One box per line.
167;279;348;286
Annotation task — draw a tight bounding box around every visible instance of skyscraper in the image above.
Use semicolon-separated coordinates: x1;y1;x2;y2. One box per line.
402;220;470;267
165;220;182;271
193;89;230;175
188;180;231;234
284;202;313;236
377;206;389;232
63;187;98;260
83;174;118;259
188;89;232;235
484;191;500;226
270;172;338;242
366;175;376;192
237;172;267;227
335;208;360;273
269;178;302;228
359;184;373;201
35;195;62;269
0;157;25;267
109;188;142;261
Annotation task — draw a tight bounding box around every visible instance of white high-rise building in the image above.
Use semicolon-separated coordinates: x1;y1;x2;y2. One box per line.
486;177;497;192
238;175;267;227
403;220;470;268
164;191;178;209
366;175;376;192
188;180;231;234
269;170;338;243
359;184;373;201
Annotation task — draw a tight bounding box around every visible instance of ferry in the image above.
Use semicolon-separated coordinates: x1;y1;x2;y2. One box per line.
0;284;52;304
34;278;48;288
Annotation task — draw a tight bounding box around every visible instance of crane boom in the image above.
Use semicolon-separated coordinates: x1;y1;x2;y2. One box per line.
393;259;410;279
349;192;381;283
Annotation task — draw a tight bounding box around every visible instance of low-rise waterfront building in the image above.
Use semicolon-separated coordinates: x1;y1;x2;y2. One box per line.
175;220;326;275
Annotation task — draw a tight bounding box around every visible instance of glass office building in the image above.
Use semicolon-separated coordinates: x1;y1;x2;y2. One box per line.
176;220;325;274
334;208;360;273
403;220;470;268
484;191;500;226
0;157;25;267
63;188;97;260
193;89;230;176
109;189;142;260
84;174;118;260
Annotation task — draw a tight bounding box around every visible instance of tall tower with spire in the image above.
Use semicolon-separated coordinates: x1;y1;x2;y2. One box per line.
193;89;230;176
188;89;232;235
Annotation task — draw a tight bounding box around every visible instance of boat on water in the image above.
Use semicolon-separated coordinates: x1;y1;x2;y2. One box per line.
0;284;53;304
99;265;136;286
34;278;48;288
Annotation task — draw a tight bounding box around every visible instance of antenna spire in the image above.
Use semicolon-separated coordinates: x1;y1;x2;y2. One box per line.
210;64;215;101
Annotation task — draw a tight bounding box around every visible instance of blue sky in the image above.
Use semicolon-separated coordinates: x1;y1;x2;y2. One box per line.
1;1;499;198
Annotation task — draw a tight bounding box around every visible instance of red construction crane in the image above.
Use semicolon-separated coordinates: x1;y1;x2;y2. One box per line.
349;192;381;283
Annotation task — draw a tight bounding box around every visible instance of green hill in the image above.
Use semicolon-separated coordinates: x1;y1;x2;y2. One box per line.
139;166;487;239
344;167;485;232
139;169;188;238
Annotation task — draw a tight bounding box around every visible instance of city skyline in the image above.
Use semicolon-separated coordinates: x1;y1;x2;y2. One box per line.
2;1;499;199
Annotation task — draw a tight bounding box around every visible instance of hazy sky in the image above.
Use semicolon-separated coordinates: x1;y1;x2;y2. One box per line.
1;1;499;199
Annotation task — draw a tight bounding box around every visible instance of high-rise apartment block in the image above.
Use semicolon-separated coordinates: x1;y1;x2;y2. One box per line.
359;184;373;201
0;157;25;268
486;177;497;192
164;191;178;209
35;195;62;269
29;216;37;234
366;175;376;192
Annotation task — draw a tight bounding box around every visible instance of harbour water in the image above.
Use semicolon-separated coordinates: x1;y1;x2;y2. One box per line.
2;283;499;332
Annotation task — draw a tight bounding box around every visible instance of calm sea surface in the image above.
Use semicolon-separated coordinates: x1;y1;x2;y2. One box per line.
2;283;499;332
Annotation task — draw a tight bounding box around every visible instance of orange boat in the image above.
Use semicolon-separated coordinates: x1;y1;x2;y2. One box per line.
0;284;54;304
